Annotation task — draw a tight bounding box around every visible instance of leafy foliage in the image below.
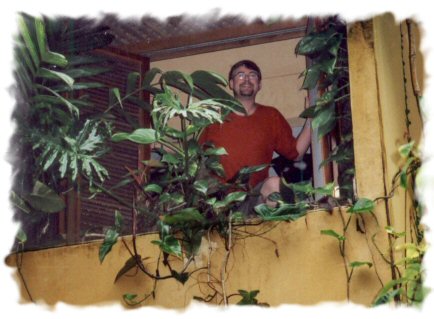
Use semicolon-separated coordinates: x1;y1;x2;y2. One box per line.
296;16;355;199
11;13;114;248
371;141;426;306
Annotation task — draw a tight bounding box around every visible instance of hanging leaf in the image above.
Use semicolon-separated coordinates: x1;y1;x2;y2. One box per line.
213;191;247;210
23;181;65;213
191;70;233;100
301;64;321;90
162;70;194;94
203;147;228;156
349;261;373;269
142;67;162;88
313;105;336;139
99;228;119;263
385;226;406;238
348;198;375;214
295;27;339;57
18;15;40;69
299;105;317;118
163;208;205;225
373;286;403;306
114;210;123;232
398;141;415;158
16;228;28;244
10;191;32;214
162;153;181;165
144;183;163;194
109;87;124;109
112;128;158;144
114;256;149;283
193;180;209;195
151;235;182;258
171;270;190;285
320;229;346;241
34;17;68;67
319;57;338;75
313;182;335;196
122;294;139;305
63;66;111;78
37;67;75;88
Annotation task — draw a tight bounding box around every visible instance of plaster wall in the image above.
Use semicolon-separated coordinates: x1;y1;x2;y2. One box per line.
5;209;390;307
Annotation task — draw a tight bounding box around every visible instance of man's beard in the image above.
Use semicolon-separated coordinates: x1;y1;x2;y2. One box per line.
238;86;254;97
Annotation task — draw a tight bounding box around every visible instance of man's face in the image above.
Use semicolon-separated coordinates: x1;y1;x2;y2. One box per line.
229;65;261;99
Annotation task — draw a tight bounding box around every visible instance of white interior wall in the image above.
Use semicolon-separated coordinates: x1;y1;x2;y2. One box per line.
151;38;307;127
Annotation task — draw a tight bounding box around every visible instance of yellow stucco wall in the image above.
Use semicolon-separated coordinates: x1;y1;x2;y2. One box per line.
5;208;391;307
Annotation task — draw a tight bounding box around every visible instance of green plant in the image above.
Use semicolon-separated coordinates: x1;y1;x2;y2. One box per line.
371;141;427;306
295;16;355;199
96;65;325;306
11;13;114;248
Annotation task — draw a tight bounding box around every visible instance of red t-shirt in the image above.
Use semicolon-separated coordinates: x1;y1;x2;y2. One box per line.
199;104;298;187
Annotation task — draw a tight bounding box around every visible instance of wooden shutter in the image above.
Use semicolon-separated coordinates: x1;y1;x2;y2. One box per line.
59;49;150;244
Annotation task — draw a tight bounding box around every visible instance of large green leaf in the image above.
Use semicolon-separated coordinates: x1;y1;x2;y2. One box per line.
36;68;75;88
151;235;182;258
162;70;194;94
295;27;339;57
190;70;233;100
18;15;40;69
112;128;158;144
35;17;68;67
313;105;336;138
23;181;65;213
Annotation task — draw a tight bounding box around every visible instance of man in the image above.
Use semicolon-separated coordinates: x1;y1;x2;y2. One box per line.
199;59;312;209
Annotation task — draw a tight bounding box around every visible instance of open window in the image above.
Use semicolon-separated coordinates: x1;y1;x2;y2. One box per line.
12;14;355;250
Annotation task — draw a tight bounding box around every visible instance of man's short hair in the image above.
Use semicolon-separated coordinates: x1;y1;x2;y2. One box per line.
228;60;262;81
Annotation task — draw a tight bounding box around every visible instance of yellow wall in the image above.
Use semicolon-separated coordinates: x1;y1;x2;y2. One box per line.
5;209;391;307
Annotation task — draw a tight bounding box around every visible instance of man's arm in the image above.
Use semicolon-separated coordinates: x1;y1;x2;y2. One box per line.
295;118;312;161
